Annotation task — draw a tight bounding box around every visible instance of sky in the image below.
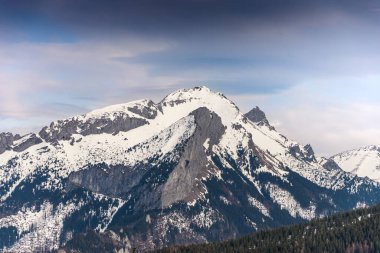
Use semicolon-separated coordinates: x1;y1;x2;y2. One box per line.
0;0;380;156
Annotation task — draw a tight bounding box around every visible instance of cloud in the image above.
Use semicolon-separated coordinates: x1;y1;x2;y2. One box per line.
0;39;176;128
248;81;380;156
2;0;379;43
1;0;380;155
275;103;380;156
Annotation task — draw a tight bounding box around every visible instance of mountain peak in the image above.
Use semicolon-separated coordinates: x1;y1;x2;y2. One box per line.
332;145;380;181
363;145;379;151
161;86;219;103
244;106;274;130
2;86;380;252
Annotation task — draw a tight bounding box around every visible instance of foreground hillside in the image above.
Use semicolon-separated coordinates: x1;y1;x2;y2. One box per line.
155;203;380;253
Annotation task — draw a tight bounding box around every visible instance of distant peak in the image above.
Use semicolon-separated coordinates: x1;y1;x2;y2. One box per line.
244;106;274;130
364;145;379;150
332;144;380;181
340;145;380;154
350;145;380;154
331;145;380;166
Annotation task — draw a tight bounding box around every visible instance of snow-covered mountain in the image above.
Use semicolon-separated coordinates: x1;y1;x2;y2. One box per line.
1;86;380;252
332;145;380;182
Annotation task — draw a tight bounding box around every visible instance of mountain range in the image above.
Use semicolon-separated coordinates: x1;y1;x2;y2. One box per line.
0;86;379;252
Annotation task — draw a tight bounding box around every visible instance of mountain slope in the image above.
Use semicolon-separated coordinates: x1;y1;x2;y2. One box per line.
154;202;380;253
1;86;380;252
332;145;380;182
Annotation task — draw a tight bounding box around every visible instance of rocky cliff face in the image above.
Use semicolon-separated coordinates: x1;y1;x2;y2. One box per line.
1;86;380;252
244;106;274;130
0;133;17;154
0;132;42;154
39;101;153;144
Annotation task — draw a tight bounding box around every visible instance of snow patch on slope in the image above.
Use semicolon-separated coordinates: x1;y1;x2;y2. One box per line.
247;195;270;217
267;184;316;220
1;202;79;252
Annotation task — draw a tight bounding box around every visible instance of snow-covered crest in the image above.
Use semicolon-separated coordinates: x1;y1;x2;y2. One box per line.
0;85;374;200
332;145;380;182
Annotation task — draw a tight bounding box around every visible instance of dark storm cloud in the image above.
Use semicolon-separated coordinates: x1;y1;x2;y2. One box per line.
2;0;379;40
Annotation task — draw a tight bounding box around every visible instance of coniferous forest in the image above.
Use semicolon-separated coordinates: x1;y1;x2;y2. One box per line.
153;203;380;253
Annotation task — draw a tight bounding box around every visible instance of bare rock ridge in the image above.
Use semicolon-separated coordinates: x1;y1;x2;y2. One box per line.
0;132;42;154
244;106;316;163
2;100;158;152
39;114;149;144
38;99;162;144
127;99;159;119
12;133;43;152
289;143;316;163
0;132;19;154
161;107;226;208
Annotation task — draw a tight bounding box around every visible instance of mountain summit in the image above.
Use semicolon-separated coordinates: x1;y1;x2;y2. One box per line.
332;145;380;182
1;86;380;252
244;106;274;130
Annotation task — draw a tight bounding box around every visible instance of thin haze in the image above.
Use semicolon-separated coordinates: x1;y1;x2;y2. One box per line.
0;0;380;156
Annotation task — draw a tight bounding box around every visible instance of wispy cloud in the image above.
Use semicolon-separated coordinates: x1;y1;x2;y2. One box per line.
0;0;380;154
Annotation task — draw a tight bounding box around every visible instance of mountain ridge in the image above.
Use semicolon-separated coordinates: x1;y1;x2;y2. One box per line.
1;86;380;252
332;145;380;182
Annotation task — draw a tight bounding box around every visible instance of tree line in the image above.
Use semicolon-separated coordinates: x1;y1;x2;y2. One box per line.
154;203;380;253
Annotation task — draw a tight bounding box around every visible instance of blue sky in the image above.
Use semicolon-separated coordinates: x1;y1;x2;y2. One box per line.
1;0;380;156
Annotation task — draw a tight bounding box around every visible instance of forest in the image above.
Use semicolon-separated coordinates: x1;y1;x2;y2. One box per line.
154;203;380;253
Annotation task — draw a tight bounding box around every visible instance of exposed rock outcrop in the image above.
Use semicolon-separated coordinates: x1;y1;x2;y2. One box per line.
244;106;275;130
127;100;158;119
12;133;42;152
0;133;17;154
0;132;38;154
39;116;148;143
289;143;316;163
161;107;226;208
